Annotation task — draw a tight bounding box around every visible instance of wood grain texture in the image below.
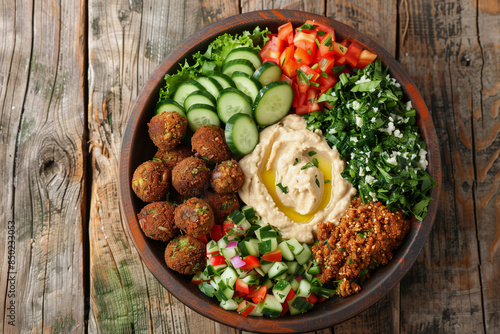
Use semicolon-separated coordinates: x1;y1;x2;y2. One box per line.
0;0;86;332
241;0;325;14
398;0;488;332
87;0;238;332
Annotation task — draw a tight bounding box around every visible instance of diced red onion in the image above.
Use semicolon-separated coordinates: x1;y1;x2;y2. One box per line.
226;241;238;249
230;255;246;268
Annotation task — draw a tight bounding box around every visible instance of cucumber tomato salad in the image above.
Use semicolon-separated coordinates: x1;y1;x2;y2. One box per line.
156;20;435;318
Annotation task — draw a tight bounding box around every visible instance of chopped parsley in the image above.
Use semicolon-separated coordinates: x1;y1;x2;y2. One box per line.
276;182;288;194
293;158;299;166
308;151;317;156
303;59;436;220
312;157;319;167
324;179;331;184
315;175;320;188
301;162;314;170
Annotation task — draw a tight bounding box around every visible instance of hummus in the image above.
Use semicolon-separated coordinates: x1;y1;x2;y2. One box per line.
238;114;357;243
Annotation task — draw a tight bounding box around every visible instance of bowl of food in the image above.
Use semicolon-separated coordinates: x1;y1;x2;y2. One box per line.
119;9;441;333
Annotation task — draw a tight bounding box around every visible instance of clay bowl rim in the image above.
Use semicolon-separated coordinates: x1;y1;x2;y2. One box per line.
118;9;442;333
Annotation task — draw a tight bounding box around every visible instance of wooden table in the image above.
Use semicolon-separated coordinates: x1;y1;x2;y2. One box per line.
1;0;499;333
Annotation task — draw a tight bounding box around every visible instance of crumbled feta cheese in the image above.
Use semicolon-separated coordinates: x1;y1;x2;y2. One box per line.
352;101;361;110
387;156;397;165
365;175;375;184
419;148;428;170
380;122;395;135
373;107;379;112
356;116;363;127
359;167;365;176
371;117;377;123
351;153;356;160
355;75;370;85
394;129;403;138
369;192;378;201
328;128;337;134
351;137;358;143
406;101;413;110
366;166;371;172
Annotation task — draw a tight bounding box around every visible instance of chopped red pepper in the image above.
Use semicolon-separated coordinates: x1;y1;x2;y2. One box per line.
261;248;282;262
239;255;261;270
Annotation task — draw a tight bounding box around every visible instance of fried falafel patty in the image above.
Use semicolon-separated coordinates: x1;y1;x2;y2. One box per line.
171;157;210;196
191;125;230;163
148;111;187;150
164;235;206;275
154;145;192;169
174;197;214;238
137;202;178;242
132;160;170;202
202;190;240;225
210;159;245;194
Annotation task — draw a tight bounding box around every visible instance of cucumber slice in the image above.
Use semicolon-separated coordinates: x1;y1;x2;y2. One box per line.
155;99;186;117
173;80;205;106
253;62;282;86
278;241;295;261
224;47;262;71
261;295;283;318
224;113;259;155
184;90;216;111
210;74;236;89
231;71;262;102
268;261;288;279
220;298;238;311
253;81;293;126
186;104;220;131
294;243;312;265
216;87;253;123
196;76;223;99
222;59;255;77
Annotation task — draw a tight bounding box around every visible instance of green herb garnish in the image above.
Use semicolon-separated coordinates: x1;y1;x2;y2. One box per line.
276;183;288;194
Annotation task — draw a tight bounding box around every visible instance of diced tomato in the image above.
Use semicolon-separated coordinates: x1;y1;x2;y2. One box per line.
208;253;226;266
294;46;313;66
235;278;251;294
282;58;300;78
295;104;311;115
333;42;348;57
279;45;294;66
196;235;209;244
280;74;293;85
260;39;281;64
318;33;335;58
278;22;294;44
336;56;347;66
237;300;256;317
303;20;335;37
209;224;223;242
345;43;363;67
233;290;248;299
222;220;235;234
293;31;317;53
318;296;328;303
317;56;335;74
285;288;296;301
280;301;290;316
239;255;261;270
304;293;318;305
191;279;207;286
248;285;267;304
317;72;337;95
356;49;377;69
306;88;321;112
269;36;284;60
261;248;282;262
296;276;303;282
339;38;350;47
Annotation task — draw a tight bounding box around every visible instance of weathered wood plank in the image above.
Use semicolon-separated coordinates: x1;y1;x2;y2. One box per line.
398;0;485;332
474;1;500;333
88;0;239;332
0;0;86;332
241;0;324;14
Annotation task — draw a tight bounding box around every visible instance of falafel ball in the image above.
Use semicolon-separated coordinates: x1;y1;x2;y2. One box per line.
174;197;214;238
132;160;170;202
164;235;206;275
137;202;178;242
148;111;187;150
171;157;210;196
202;190;240;225
191;125;230;163
154;145;192;169
210;159;245;194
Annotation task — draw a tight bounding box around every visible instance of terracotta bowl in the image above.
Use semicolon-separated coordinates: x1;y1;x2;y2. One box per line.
119;10;441;333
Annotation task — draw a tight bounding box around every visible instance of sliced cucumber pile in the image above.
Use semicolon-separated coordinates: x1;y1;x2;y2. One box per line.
163;45;295;156
192;205;338;318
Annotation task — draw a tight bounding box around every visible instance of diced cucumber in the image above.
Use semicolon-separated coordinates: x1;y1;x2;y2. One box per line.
216;280;234;301
186;104;220;131
296;279;312;298
268;261;289;279
184;90;216;111
173;80;205;106
196;76;223;99
216;87;253;123
258;240;273;255
253;81;293;126
295;243;312;265
249;302;264;317
261;276;274;290
206;240;219;255
155;99;186;117
253;62;282;86
222;59;255;77
256;225;277;240
278;241;295;261
241;205;256;222
272;279;292;303
221;247;237;261
261;294;283;318
286;261;300;275
221;266;238;288
241;275;260;286
224;113;259;155
259;261;274;275
217;235;230;249
235;266;249;278
272;272;288;281
291;295;314;311
220;298;238;311
290;278;300;292
210;73;235;89
238;240;259;257
285;238;304;256
287;297;304;315
224;47;262;71
231;71;262;102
